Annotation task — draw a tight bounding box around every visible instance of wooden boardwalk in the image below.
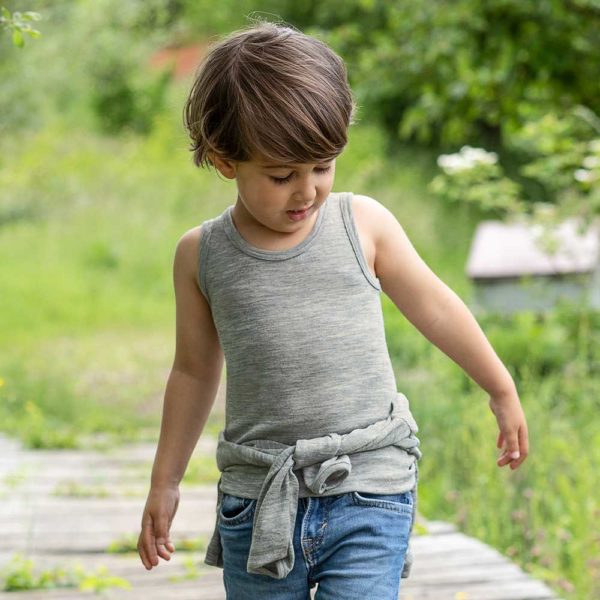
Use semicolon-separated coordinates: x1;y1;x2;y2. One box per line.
0;433;561;600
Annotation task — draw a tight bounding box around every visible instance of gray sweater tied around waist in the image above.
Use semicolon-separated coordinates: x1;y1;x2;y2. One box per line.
204;392;422;579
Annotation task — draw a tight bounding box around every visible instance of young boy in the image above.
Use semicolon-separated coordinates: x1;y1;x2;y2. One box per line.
137;21;529;599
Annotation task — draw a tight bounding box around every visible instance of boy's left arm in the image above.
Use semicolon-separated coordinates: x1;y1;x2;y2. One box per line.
361;195;529;470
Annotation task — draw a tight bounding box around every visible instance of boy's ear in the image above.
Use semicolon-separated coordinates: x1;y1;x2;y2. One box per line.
209;152;237;179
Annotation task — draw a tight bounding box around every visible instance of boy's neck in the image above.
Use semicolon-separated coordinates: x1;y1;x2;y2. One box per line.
231;198;322;252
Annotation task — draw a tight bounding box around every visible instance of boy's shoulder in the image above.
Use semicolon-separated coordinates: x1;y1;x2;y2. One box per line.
350;192;390;216
176;213;220;256
173;226;203;283
177;225;202;253
175;215;223;283
348;193;394;248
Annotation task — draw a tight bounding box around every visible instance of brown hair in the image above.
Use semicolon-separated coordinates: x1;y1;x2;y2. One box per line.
183;21;357;169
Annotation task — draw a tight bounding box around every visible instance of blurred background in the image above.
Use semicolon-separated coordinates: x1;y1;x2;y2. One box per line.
1;1;599;598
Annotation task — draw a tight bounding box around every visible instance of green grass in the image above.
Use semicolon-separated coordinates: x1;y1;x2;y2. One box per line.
382;299;599;598
0;554;130;593
0;86;597;598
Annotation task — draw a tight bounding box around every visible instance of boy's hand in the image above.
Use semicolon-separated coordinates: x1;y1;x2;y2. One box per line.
138;485;180;570
488;391;529;470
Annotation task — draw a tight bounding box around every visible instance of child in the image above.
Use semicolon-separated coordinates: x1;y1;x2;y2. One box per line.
137;21;529;599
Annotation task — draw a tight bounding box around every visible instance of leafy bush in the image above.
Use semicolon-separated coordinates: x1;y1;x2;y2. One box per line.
87;46;172;135
428;108;600;234
387;302;600;598
429;145;523;215
311;0;600;148
0;0;174;136
481;310;571;378
0;6;42;47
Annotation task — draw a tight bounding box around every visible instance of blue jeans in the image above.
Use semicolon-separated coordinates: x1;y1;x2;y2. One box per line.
218;488;414;599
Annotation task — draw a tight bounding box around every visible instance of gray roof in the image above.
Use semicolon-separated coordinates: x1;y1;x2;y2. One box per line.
466;217;600;279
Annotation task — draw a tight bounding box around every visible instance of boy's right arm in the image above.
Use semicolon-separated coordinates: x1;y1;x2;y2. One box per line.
138;226;224;570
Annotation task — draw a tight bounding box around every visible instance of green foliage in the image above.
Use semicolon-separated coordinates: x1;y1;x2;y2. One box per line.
86;33;173;135
83;239;121;270
1;555;76;591
428;107;600;235
427;367;595;597
106;533;140;554
107;533;206;555
480;309;578;379
386;303;599;599
182;454;221;485
0;362;81;449
507;108;600;223
0;349;150;449
168;555;203;582
77;565;131;593
76;0;175;135
0;0;174;135
429;145;524;215
174;537;208;552
176;0;292;36
0;6;42;47
0;554;130;592
310;0;600;148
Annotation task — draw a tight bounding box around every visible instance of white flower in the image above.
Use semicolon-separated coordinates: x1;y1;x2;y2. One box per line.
582;155;600;169
574;168;594;182
437;154;472;173
437;146;497;174
461;146;498;165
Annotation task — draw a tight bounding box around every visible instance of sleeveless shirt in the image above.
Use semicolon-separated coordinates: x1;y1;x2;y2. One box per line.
197;191;422;579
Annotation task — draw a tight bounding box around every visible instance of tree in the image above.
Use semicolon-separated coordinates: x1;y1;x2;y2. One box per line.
0;6;41;47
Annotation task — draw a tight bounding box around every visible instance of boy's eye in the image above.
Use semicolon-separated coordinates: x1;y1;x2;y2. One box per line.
271;173;293;184
270;166;331;185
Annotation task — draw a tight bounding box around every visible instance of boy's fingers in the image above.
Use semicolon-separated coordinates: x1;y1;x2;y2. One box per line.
154;518;174;561
519;425;529;458
496;427;529;468
497;451;512;466
155;542;172;561
502;432;520;459
510;427;529;469
142;519;159;567
138;534;151;570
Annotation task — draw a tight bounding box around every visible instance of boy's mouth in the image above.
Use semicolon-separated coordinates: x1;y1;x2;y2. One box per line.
286;206;312;220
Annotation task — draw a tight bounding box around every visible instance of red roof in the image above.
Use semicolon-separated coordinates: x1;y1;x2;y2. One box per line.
148;42;209;81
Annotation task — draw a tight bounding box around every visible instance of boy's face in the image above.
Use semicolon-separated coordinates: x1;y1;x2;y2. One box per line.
212;153;336;238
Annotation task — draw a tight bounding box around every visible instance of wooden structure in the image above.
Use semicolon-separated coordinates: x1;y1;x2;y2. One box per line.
0;431;562;599
466;216;600;315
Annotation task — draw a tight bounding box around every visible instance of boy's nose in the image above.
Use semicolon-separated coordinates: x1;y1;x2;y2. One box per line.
294;180;317;204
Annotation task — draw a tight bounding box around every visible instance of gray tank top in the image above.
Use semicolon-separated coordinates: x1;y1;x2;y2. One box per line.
198;191;416;441
198;191;422;578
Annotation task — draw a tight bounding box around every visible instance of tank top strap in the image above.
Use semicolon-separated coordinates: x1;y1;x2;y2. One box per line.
338;192;382;291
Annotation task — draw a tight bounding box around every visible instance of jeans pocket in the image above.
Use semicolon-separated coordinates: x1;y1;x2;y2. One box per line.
351;490;414;513
219;493;256;526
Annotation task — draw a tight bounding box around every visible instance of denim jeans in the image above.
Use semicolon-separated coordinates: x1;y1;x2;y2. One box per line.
218;488;414;600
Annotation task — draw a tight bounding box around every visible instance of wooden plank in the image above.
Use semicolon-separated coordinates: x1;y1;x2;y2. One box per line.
399;581;559;600
0;433;561;600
